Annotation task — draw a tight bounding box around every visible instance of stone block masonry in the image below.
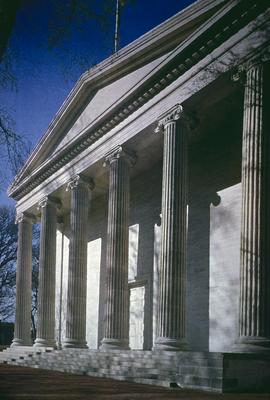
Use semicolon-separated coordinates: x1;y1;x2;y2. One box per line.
0;348;269;393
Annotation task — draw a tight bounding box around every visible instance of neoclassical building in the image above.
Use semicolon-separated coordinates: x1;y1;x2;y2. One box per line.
2;0;270;392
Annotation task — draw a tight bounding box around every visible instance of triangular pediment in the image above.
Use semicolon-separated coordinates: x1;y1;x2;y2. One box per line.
50;52;172;158
9;0;231;197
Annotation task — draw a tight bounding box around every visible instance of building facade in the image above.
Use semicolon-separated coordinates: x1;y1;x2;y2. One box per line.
4;0;270;392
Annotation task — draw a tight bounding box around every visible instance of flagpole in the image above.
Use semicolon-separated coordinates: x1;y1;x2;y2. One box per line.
114;0;120;52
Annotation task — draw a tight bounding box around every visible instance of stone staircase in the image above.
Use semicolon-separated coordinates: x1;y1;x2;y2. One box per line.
1;348;269;392
0;346;53;364
0;348;227;391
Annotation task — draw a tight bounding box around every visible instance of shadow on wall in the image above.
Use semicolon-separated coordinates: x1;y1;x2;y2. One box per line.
55;227;69;347
188;181;241;352
209;184;241;352
187;191;221;352
87;194;108;348
129;162;162;350
86;238;102;349
187;92;242;351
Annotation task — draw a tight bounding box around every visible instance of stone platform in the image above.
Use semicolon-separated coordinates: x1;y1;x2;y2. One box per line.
0;348;269;393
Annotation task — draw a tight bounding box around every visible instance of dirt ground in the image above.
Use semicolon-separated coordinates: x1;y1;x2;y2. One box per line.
0;365;269;400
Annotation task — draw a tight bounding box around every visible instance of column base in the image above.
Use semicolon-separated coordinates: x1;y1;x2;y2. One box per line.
100;338;130;351
62;339;88;349
234;336;270;353
34;338;56;348
153;337;188;351
11;338;32;347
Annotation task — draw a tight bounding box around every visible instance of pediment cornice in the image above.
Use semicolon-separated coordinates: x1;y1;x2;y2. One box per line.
8;0;269;200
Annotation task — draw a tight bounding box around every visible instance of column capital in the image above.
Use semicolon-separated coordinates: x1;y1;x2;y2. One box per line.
57;216;64;225
38;196;62;210
232;49;270;83
66;174;95;192
247;47;270;69
103;145;137;167
231;65;246;83
155;104;184;133
15;212;35;225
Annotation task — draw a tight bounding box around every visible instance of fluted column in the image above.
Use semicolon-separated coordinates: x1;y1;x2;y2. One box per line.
63;174;94;348
34;196;61;348
154;104;188;351
11;213;34;347
236;60;270;352
101;146;136;350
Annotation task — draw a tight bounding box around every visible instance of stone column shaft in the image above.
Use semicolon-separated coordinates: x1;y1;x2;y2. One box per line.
34;196;60;348
238;60;270;351
12;213;33;347
154;104;188;351
63;175;94;348
101;146;136;350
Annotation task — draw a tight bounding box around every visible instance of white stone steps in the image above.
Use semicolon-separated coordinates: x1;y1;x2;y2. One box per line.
0;348;228;392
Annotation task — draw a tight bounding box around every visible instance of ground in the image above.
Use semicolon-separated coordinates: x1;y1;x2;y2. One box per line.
0;365;269;400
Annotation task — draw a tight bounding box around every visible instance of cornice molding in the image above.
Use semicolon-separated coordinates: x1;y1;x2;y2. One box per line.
8;0;269;201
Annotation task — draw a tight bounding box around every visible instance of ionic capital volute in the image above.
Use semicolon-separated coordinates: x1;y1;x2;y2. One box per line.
232;47;270;84
66;174;95;192
155;104;184;133
37;195;62;211
15;212;35;225
103;145;137;167
231;64;246;83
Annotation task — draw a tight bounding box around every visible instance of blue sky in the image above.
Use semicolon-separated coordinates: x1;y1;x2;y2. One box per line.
0;0;195;205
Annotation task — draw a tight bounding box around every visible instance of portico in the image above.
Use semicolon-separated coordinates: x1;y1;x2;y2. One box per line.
5;0;270;392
